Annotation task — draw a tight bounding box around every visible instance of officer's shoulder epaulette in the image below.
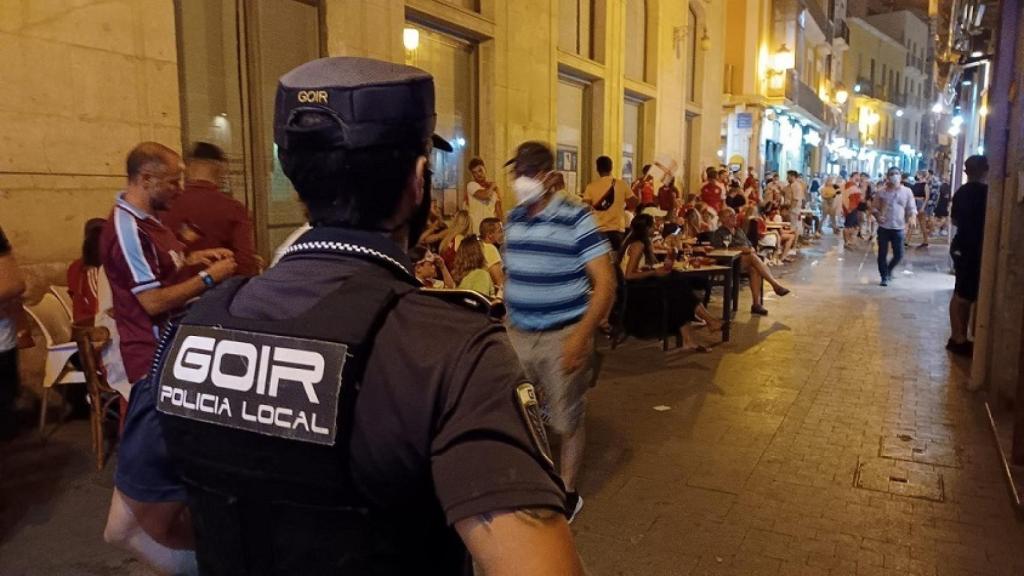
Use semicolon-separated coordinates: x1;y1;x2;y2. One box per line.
415;288;494;315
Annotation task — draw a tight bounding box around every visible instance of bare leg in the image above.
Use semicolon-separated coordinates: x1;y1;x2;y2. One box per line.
746;254;786;294
744;259;764;303
104;490;197;576
559;425;586;492
694;304;722;331
949;295;971;344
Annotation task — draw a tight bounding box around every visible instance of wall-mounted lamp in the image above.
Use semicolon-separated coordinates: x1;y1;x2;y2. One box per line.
834;85;849;105
895;109;904;118
403;27;420;51
771;44;795;72
700;28;711;52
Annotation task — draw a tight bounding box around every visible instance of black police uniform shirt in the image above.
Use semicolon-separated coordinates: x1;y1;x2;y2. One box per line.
114;227;565;538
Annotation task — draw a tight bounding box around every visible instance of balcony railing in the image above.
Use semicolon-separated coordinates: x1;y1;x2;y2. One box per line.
784;70;828;124
835;20;850;45
803;0;831;41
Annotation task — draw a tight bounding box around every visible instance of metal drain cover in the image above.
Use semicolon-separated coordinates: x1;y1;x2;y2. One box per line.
854;457;945;502
878;433;961;468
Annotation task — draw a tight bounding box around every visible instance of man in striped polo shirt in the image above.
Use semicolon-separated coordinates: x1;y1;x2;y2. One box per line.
503;141;616;512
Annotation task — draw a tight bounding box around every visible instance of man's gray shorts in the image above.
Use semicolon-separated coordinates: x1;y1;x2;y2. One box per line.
507;324;595;436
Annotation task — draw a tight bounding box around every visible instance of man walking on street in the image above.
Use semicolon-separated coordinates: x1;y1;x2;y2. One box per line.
947;155;989;357
582;155;635;253
871;166;917;286
505;142;616;515
785;170;806;238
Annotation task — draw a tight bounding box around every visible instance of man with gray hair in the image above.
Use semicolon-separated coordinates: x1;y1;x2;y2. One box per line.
710;206;791;315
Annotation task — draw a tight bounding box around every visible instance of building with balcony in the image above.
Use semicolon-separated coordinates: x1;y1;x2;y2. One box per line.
0;0;730;268
833;13;930;175
722;0;841;179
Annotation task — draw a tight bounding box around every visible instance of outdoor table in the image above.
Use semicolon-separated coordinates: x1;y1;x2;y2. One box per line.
707;249;743;313
670;262;734;342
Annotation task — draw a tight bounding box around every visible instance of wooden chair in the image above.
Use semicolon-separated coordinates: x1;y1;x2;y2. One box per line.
50;285;73;320
72;325;121;471
24;294;86;431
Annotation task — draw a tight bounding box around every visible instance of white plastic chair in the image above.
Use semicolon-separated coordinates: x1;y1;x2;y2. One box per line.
24;293;86;431
50;285;73;320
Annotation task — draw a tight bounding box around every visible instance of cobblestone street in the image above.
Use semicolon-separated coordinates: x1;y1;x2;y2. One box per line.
575;236;1024;575
1;236;1022;575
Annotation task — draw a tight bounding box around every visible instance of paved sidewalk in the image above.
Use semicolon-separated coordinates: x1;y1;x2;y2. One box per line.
574;236;1024;575
1;236;1021;575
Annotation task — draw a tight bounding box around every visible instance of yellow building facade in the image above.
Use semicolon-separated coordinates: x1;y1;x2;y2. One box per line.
0;0;729;270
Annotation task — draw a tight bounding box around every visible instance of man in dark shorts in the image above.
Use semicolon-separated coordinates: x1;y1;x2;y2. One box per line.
947;155;989;357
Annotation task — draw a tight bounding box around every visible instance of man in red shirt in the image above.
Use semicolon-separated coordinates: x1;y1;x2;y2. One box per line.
700;167;723;211
161;142;260;276
100;142;238;388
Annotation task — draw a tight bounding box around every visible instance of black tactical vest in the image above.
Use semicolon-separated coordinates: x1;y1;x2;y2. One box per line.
152;273;465;575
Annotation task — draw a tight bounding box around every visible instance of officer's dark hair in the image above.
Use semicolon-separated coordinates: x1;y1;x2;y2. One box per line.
278;111;423;228
787;170;799;178
596;156;613;174
705;166;718;179
126;142;178;183
190;141;226;162
468;157;485;171
479;217;501;239
641;164;651;176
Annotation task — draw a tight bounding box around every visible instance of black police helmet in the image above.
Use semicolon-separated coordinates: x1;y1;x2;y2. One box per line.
274;56;452;154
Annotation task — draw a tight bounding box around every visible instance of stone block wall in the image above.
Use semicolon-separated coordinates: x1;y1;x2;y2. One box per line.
0;0;180;267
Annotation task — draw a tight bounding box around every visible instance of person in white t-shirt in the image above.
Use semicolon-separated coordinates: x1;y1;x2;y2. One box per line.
466;157;502;234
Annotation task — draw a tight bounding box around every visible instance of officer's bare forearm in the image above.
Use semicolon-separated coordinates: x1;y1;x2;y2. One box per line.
455;508;584;575
136;277;207;318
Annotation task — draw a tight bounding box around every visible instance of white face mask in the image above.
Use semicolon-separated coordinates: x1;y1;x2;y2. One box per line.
513;175;547;206
888;174;901;185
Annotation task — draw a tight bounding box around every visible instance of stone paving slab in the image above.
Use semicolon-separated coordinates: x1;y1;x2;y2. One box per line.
575;237;1024;575
1;237;1023;575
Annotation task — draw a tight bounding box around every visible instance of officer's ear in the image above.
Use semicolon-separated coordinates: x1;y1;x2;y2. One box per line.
410;156;428;205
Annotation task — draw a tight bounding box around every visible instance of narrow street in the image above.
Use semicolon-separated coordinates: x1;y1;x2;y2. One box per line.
574;235;1024;575
2;236;1023;576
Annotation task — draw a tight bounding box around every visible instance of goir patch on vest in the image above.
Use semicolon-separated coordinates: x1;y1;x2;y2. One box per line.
157;325;347;446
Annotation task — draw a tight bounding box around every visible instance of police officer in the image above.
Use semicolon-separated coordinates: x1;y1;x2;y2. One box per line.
104;57;583;575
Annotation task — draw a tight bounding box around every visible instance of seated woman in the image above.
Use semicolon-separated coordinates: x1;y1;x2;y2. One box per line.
416;200;448;250
438;209;472;270
620;214;722;352
451;235;494;298
766;205;798;262
409;246;455;289
67;218;106;325
681;208;712;244
742;205;780;265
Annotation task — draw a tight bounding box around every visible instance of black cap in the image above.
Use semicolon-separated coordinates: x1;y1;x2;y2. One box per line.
274;57;452;153
504;141;555;176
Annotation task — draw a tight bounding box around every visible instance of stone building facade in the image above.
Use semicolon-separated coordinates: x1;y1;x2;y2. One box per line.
0;0;729;268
